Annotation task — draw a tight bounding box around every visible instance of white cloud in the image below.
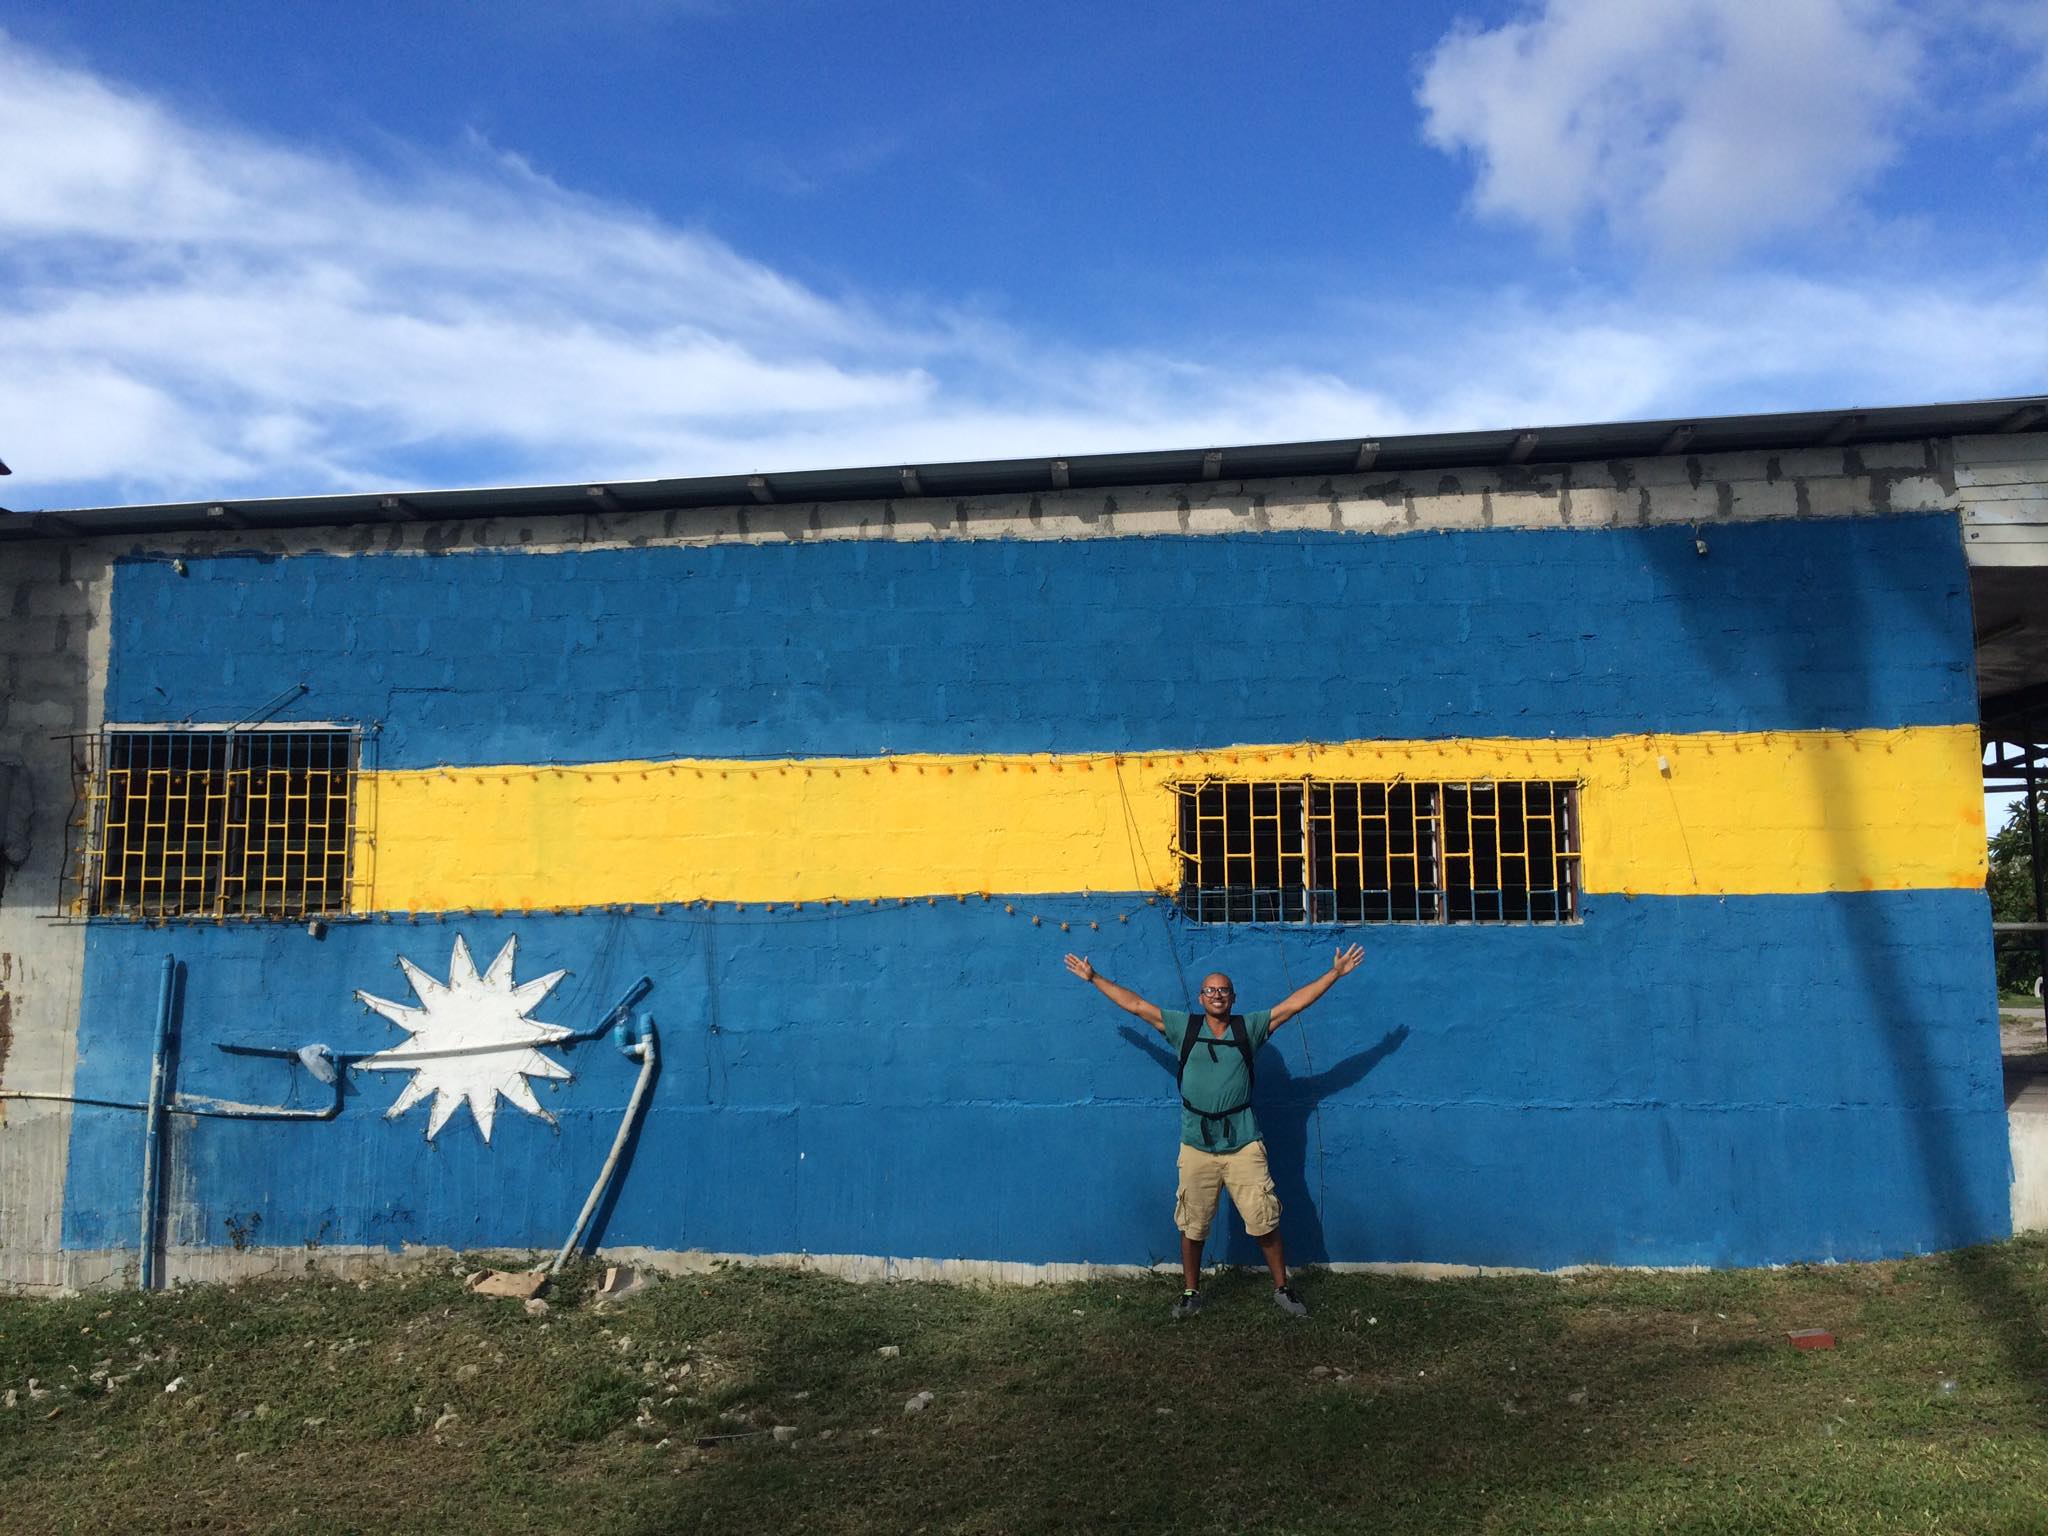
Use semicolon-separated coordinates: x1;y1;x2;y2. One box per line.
0;36;932;502
0;31;2044;512
1417;0;1925;260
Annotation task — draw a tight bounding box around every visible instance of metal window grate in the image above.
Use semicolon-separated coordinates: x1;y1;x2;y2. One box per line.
1173;778;1580;924
66;728;360;920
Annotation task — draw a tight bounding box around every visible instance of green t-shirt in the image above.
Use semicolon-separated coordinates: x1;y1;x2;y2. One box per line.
1161;1008;1273;1153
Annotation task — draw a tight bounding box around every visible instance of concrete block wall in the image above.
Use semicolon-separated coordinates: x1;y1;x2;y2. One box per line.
0;433;2026;1287
0;542;106;1289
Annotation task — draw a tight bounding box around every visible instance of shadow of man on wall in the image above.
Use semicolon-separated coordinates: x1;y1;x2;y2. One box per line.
1119;1022;1410;1268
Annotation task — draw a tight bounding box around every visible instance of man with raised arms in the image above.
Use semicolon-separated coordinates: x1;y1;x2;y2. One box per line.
1064;945;1365;1319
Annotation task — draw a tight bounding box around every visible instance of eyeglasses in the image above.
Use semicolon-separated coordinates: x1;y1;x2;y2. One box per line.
1199;986;1234;997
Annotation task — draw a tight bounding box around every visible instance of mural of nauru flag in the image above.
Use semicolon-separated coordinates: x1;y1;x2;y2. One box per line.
63;513;2003;1275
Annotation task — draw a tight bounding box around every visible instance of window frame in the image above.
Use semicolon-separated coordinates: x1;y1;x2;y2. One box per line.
67;723;363;921
1171;775;1582;926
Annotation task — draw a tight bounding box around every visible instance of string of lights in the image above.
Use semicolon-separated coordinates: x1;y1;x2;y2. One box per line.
94;891;1172;929
385;728;1900;786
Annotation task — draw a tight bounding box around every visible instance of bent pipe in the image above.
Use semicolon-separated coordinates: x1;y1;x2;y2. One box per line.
139;956;176;1291
548;1015;660;1274
2;1044;349;1123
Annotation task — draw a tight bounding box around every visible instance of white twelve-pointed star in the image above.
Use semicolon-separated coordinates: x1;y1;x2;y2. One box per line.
356;935;572;1142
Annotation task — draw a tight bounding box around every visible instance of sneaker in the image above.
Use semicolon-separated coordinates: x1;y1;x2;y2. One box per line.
1171;1289;1203;1321
1273;1285;1309;1319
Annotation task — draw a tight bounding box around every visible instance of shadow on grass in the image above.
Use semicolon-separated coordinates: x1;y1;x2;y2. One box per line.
606;1258;1962;1536
1642;509;2044;1431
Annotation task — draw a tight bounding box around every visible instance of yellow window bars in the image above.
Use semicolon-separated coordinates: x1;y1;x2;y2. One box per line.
1171;778;1581;924
66;728;360;920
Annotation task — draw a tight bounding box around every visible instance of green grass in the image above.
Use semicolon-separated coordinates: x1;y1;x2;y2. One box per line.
7;1241;2048;1534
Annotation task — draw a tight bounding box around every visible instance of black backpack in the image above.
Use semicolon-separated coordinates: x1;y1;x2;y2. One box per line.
1177;1011;1255;1148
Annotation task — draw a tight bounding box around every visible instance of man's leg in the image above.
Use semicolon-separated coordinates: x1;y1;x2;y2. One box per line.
1174;1146;1224;1316
1226;1141;1306;1314
1254;1228;1286;1289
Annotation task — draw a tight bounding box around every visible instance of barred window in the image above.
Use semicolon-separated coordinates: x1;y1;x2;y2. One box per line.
1173;779;1579;924
68;728;360;919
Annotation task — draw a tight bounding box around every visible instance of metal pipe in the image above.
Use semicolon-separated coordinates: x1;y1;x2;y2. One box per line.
4;1042;344;1121
557;976;652;1044
138;955;176;1291
2;1090;162;1113
548;1017;659;1274
0;1089;338;1121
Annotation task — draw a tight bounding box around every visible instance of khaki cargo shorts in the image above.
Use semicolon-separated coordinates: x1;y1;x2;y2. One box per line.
1173;1139;1281;1240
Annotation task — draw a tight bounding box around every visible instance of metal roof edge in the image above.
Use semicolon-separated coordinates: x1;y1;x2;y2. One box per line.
4;393;2044;544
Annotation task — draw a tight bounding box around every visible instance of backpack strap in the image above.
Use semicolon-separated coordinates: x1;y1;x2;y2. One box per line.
1227;1011;1255;1090
1176;1012;1257;1083
1176;1012;1258;1148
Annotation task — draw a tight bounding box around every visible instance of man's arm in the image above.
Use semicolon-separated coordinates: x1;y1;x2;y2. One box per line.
1063;954;1166;1032
1267;944;1366;1033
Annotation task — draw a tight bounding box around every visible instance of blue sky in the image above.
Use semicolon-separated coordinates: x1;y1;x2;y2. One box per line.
2;0;2045;510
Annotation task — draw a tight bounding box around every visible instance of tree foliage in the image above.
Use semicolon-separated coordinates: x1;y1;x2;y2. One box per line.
1991;793;2046;996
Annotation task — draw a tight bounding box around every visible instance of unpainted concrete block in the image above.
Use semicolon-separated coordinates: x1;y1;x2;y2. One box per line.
1800;478;1879;519
468;1269;549;1299
1642;485;1720;525
670;507;749;544
1618;456;1700;489
1019;509;1107;539
807;506;886;542
1850;441;1930;472
1561;487;1633;526
1773;447;1857;481
1724;480;1801;520
1886;476;1957;512
1335;497;1408;534
1262;499;1338;533
1497;492;1568;529
743;508;809;545
1691;450;1779;484
1184;500;1255;534
1413;491;1488;529
1106;505;1184;537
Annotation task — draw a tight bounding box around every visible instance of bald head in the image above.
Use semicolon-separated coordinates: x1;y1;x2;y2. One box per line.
1199;973;1236;1017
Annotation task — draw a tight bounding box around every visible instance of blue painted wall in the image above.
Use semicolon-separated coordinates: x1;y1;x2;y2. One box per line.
69;514;2007;1270
104;518;1976;764
65;890;2006;1269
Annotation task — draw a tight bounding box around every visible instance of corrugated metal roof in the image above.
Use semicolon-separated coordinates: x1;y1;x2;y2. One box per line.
4;393;2044;543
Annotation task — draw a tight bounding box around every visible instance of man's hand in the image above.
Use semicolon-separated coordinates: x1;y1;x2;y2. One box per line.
1269;942;1367;1031
1064;954;1164;1030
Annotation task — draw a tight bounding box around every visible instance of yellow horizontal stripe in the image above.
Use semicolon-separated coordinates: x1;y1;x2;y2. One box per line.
348;726;1985;912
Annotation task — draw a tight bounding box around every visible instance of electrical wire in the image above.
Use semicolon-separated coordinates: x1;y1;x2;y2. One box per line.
1114;755;1193;1009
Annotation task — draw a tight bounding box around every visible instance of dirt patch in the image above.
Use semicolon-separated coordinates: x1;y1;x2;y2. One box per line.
0;976;13;1085
2003;1012;2048;1072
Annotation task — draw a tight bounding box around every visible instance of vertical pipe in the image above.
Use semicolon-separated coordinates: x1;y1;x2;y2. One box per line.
138;954;176;1291
549;1019;659;1274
